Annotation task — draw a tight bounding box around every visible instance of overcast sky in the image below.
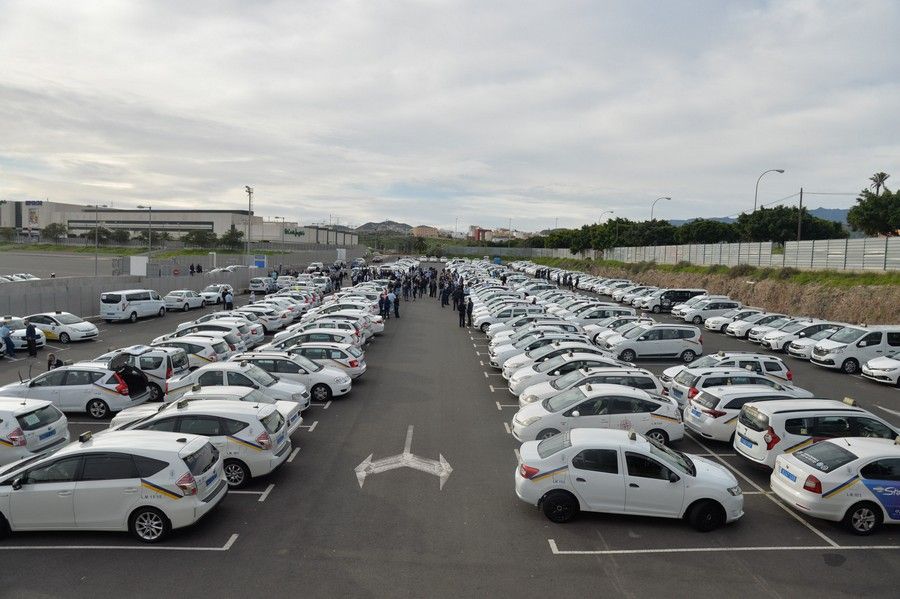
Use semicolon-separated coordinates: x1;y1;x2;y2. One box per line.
1;0;898;232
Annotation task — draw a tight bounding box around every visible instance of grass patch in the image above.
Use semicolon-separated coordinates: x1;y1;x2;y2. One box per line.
0;243;146;255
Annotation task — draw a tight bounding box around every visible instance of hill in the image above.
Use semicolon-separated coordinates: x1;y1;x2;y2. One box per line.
356;220;413;234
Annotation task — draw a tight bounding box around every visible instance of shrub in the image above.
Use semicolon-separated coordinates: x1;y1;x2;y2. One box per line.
727;264;755;278
776;267;800;280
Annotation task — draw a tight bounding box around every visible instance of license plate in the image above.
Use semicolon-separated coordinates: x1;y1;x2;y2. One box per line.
779;467;797;482
690;408;702;419
39;428;56;440
206;472;218;486
740;436;754;448
672;389;682;398
276;434;285;446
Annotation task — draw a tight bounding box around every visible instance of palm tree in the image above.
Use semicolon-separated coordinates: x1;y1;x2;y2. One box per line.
869;172;890;195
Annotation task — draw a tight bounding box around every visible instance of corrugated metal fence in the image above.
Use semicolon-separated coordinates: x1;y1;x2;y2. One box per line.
603;242;774;266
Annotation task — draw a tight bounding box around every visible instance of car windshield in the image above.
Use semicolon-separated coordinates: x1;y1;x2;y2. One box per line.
536;355;568;373
293;354;323;372
780;321;807;334
764;317;791;329
245;364;278;387
2;318;26;329
512;335;539;349
55;313;83;325
830;327;866;343
536;431;571;458
623;325;648;340
687;355;721;368
543;387;587;412
674;370;698;386
648;439;695;476
811;327;840;340
719;309;739;318
794;442;857;473
692;301;711;310
242;389;276;404
551;371;585;390
530;343;562;359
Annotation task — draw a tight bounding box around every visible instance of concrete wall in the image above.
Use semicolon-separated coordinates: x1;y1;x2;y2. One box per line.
0;270;251;319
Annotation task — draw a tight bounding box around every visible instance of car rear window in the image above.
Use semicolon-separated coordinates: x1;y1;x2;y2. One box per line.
794;442;858;473
261;411;285;434
101;293;122;304
674;370;698;387
212;341;228;354
537;431;571;458
17;405;63;431
170;351;189;370
693;391;721;410
183;442;219;476
738;405;769;432
347;346;363;358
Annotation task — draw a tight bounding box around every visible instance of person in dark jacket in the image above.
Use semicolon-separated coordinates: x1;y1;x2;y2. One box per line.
25;320;38;357
47;353;63;371
457;295;467;327
466;298;474;327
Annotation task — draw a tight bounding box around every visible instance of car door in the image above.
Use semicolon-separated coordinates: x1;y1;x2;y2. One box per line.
74;453;141;529
24;370;66;407
61;370;103;412
637;329;663;357
7;456;82;529
276;358;308;386
561;397;608;431
29;314;56;339
859;459;900;521
569;449;626;513
178;415;229;454
226;371;258;390
608;397;653;431
196;370;225;387
623;452;684;517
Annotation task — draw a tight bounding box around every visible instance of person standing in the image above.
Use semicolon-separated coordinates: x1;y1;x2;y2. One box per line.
25;319;38;357
378;293;386;319
189;263;195;276
0;322;13;358
47;353;63;370
224;290;234;310
466;297;474;327
196;263;203;273
457;295;467;327
389;289;399;319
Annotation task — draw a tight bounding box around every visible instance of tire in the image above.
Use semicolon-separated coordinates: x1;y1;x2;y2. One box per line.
688;500;726;532
0;513;9;540
182;303;189;312
646;429;669;445
480;323;489;333
86;399;109;419
681;350;697;363
224;459;251;488
841;358;860;375
158;307;166;317
59;332;71;344
651;305;661;314
692;316;702;325
843;501;882;535
129;507;171;543
719;324;728;333
200;300;206;308
129;311;138;323
311;383;332;402
619;349;637;362
148;383;163;402
781;341;791;353
536;428;561;441
541;490;579;523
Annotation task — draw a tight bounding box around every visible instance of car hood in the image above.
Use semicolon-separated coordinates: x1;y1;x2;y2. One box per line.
791;337;818;348
763;329;791;340
865;356;900;369
605;334;626;346
515;400;550;421
521;380;556;398
689;455;738;488
273;380;307;395
509;366;539;382
814;339;846;352
110;404;165;428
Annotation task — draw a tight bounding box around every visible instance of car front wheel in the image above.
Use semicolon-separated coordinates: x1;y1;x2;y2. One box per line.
841;358;860;374
182;303;189;312
688;500;726;532
619;349;637;362
311;383;332;402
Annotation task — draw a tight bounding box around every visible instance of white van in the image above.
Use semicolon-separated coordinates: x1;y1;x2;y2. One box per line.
100;289;166;323
810;325;900;374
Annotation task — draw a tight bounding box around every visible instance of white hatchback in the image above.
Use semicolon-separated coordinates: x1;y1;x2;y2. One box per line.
0;398;69;466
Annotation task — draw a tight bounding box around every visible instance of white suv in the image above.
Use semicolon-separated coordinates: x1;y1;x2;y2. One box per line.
0;430;227;543
603;323;703;363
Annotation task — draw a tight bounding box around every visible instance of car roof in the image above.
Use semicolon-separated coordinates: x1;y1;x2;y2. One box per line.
56;430;207;456
699;385;796;398
578;383;652;399
750;399;869;414
0;396;54;414
577;366;654;376
830;437;900;456
165;399;274;418
570;428;650;447
182;385;254;399
163;335;220;344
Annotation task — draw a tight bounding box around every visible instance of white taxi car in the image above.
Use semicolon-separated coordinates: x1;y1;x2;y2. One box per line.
511;384;683;444
515;429;743;530
172;386;303;435
26;312;98;344
232;351;351;402
0;316;47;351
0;398;69;466
771;437;900;535
110;399;291;488
163;290;206;312
862;351;900;386
165;361;310;410
507;353;623;396
0;430;227;543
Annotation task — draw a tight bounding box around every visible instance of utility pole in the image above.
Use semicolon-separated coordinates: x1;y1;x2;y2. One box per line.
796;187;803;242
244;186;253;261
508;218;512;248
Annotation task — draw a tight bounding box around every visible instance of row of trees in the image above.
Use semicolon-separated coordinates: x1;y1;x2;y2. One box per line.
847;172;899;237
25;224;247;251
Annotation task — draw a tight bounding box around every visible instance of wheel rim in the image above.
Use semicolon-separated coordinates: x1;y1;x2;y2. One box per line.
844;360;858;374
150;385;161;401
550;500;573;518
313;385;329;401
851;507;876;532
648;431;666;444
622;351;635;362
60;333;70;344
683;351;695;363
89;401;107;418
224;463;245;486
130;313;137;322
693;317;702;324
135;511;164;541
183;303;189;311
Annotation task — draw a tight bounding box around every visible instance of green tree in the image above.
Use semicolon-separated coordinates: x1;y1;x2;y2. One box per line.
182;230;219;247
848;189;900;237
675;219;739;244
0;227;14;242
219;225;244;250
869;172;891;195
735;206;846;243
80;226;112;243
134;230;171;245
42;222;67;242
412;236;427;254
109;229;131;244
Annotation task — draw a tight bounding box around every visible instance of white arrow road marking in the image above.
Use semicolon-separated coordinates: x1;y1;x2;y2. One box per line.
354;425;453;490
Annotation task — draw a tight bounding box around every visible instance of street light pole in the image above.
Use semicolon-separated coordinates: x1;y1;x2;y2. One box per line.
244;186;253;262
598;210;614;223
753;169;785;212
137;205;152;254
650;196;671;221
92;204;108;277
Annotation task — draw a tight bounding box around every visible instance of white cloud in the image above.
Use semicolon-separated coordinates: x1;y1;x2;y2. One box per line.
0;0;897;231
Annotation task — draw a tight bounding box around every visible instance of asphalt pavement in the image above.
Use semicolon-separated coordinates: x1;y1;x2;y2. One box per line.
0;277;898;598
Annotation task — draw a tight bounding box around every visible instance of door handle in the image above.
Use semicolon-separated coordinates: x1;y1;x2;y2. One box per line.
58;491;73;497
629;483;639;488
124;488;138;494
576;477;586;482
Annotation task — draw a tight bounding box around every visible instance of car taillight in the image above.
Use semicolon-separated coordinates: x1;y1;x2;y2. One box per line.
519;464;540;479
251;327;259;335
8;427;26;447
166;367;173;379
786;370;793;381
113;372;129;395
228;343;236;351
687;387;699;399
348;359;359;368
175;472;198;496
698;335;703;345
764;426;781;450
701;407;727;418
803;475;822;494
256;431;272;450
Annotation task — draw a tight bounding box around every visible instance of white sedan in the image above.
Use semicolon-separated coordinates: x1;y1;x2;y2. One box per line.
164;290;206;311
507;353;623;396
862;351;900;385
26;312;98;344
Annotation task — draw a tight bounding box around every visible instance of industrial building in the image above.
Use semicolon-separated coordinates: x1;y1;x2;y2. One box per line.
0;200;357;246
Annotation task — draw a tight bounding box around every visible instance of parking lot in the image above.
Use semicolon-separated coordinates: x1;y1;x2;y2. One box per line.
0;269;898;598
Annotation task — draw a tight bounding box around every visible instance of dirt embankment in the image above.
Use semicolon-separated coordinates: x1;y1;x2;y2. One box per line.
587;266;900;324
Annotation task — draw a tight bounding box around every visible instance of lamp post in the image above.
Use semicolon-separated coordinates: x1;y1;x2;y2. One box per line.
753;169;785;212
598;209;614;223
244;186;253;262
276;216;286;252
137;205;152;254
650;196;671;221
91;204;108;276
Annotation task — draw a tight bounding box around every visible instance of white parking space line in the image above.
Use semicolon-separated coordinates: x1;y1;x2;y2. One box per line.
695;453;737;457
479;360;484;366
258;483;275;502
685;432;840;548
484;371;503;377
2;357;24;362
299;421;318;432
488;385;497;393
496;401;518;410
0;533;239;552
547;539;900;556
876;404;900;417
43;345;70;352
310;401;332;409
288;447;301;463
503;422;511;435
475;351;481;356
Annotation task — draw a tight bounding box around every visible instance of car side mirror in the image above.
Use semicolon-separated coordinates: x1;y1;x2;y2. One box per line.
857;341;867;347
11;477;22;490
798;332;806;337
552;371;560;376
638;336;647;341
668;471;680;483
571;411;580;417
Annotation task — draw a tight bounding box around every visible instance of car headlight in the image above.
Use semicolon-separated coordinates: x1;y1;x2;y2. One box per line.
829;346;845;355
521;395;539;404
727;485;743;497
516;415;541;427
335;376;351;384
